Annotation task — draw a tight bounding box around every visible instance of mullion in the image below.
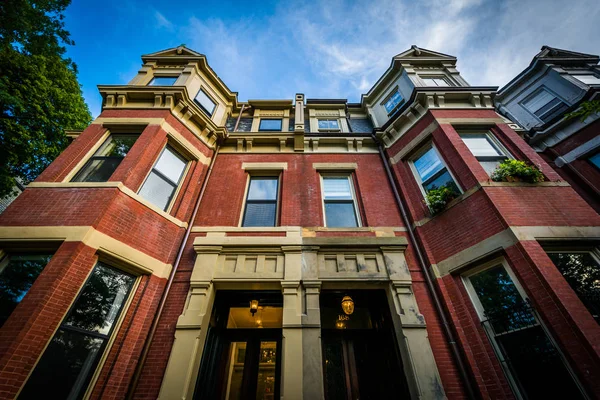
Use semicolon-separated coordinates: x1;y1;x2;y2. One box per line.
60;324;110;340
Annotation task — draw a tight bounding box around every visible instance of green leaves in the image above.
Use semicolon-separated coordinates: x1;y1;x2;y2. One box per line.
565;100;600;122
425;185;458;215
490;159;544;183
0;0;91;198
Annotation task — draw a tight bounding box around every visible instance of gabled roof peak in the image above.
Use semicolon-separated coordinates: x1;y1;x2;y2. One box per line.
142;46;205;61
393;45;456;61
535;46;598;62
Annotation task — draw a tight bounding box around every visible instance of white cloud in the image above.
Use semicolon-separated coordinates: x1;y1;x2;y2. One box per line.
173;0;600;101
154;10;174;31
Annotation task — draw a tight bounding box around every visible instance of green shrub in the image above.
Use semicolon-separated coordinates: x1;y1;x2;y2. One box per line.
490;159;544;183
425;186;458;215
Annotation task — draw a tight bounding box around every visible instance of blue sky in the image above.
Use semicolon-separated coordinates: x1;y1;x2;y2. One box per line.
64;0;600;118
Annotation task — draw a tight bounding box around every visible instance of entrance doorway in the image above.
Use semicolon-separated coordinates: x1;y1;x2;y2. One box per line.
321;290;410;400
195;291;282;400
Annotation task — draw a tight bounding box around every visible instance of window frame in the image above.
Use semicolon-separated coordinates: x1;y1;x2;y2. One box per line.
458;130;512;175
317;119;341;132
520;87;568;124
148;76;178;86
461;257;585;400
588;151;600;171
137;145;190;213
258;119;283;132
194;87;217;117
381;87;405;115
319;173;362;228
239;174;281;227
544;244;600;323
71;133;139;183
420;76;451;86
408;143;462;200
19;261;137;400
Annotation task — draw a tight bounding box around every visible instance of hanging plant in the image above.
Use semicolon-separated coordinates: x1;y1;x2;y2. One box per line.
425;186;458;215
491;159;544;183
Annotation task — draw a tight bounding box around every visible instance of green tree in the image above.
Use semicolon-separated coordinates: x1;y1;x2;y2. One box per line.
565;100;600;122
0;0;91;198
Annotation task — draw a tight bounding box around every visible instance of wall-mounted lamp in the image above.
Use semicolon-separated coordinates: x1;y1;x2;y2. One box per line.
250;300;259;316
341;296;354;315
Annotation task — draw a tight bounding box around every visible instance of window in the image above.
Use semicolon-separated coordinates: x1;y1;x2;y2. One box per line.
383;89;404;114
148;76;177;86
546;250;600;324
464;262;585;400
318;119;340;131
412;146;460;194
138;146;187;211
522;88;569;123
258;119;283;131
194;88;217;116
242;176;279;227
19;263;135;400
459;132;510;175
321;176;360;228
72;134;138;182
590;152;600;170
0;253;53;327
421;77;450;86
573;74;600;85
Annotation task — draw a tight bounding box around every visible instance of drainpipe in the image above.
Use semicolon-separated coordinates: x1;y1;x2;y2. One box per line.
372;133;479;400
233;104;249;132
126;136;223;399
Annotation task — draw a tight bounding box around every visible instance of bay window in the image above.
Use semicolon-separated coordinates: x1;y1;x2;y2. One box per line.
72;134;138;182
459;131;510;175
138;146;188;211
411;145;460;194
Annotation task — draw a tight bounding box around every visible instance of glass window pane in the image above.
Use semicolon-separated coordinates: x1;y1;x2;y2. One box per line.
480;160;503;176
243;202;277;227
469;266;534;331
0;254;52;327
547;252;600;323
461;135;503;157
154;147;187;184
195;89;216;116
149;76;177;86
414;147;443;182
574;75;600;85
590;153;600;170
139;171;177;211
256;341;277;400
18;329;104;400
223;342;246;400
523;90;555;113
423;170;458;193
247;178;278;200
318;119;339;130
323;178;352;200
63;263;135;335
384;91;403;113
72;158;122;182
325;202;358;228
97;135;138;157
259;119;282;131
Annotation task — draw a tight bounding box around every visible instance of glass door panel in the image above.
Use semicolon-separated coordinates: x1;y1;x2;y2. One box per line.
256;341;277;400
223;342;247;400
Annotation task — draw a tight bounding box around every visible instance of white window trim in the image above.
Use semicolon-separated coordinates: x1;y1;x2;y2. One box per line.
238;173;281;227
461;257;586;400
419;75;452;86
137;145;190;214
381;86;404;116
194;87;217;117
319;173;362;228
458;130;513;175
408;143;463;202
317;118;341;132
519;87;566;123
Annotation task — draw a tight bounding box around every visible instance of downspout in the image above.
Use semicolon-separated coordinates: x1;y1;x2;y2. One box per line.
126;135;223;399
372;133;479;400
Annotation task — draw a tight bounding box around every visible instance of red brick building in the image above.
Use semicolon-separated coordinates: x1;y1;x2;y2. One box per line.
0;46;599;400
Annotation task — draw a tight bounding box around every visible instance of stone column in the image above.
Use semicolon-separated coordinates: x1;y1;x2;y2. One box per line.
302;280;324;400
281;280;304;400
158;246;220;400
381;246;446;400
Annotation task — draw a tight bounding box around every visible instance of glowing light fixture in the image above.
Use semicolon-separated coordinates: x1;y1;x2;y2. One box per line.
250;300;259;316
341;296;354;315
